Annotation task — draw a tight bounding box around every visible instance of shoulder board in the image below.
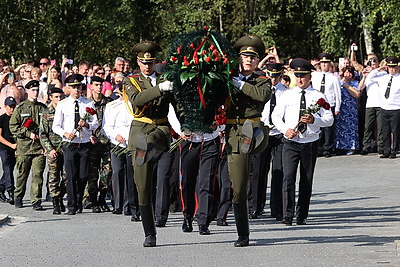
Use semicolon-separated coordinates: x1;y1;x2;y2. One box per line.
15;102;24;108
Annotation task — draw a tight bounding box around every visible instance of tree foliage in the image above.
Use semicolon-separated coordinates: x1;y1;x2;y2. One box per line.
1;0;400;65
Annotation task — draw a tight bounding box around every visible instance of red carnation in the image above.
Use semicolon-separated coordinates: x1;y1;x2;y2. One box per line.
194;57;199;65
322;102;331;110
202;50;207;55
223;57;229;64
212;49;219;56
209;45;215;51
214;56;220;62
204;26;210;31
85;107;96;115
190;43;195;49
183;56;190;66
171;56;177;62
205;57;211;63
316;98;326;106
23;118;34;129
177;45;183;54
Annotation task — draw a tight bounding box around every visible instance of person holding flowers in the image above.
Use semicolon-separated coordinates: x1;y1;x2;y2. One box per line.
271;58;334;226
9;80;48;210
52;74;98;215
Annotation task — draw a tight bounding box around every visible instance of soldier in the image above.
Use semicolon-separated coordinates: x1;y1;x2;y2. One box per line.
226;35;271;246
103;94;140;221
311;53;341;157
52;74;98;215
87;76;113;213
272;58;334;225
9;80;47;210
0;96;17;204
39;87;66;214
123;41;174;247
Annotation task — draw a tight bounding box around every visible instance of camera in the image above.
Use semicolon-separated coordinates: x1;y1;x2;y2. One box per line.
67;59;73;64
351;45;358;51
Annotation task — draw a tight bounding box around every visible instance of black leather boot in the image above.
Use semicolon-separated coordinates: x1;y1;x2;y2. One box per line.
233;202;250;247
90;193;101;213
98;190;110;212
139;204;156;247
7;191;14;205
52;196;61;214
59;194;65;212
182;216;193;233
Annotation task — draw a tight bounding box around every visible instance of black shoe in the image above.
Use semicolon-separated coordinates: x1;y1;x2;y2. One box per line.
216;218;228;226
323;151;331;158
281;217;293;226
143;235;156;247
124;210;132;216
59;199;66;212
32;202;44;211
0;192;7;202
275;215;283;221
155;220;166;227
389;154;396;159
67;209;76;215
297;219;307;225
53;206;61;214
380;154;389;158
131;215;141;222
82;199;93;209
14;199;23;208
77;206;83;213
100;203;111;212
234;236;249;247
378;150;384;155
112;209;123;214
360;150;369;155
182;218;193;233
198;225;210;235
92;205;102;213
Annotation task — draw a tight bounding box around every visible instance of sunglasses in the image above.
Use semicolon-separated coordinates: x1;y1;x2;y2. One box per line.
40;62;48;65
96;72;105;75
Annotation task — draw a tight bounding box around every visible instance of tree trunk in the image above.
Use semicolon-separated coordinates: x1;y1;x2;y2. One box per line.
359;3;373;54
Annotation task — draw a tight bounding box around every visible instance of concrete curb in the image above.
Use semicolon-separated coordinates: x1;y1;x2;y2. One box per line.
0;214;10;225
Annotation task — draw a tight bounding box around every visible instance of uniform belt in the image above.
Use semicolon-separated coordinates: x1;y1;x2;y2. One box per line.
226;117;261;125
133;117;168;125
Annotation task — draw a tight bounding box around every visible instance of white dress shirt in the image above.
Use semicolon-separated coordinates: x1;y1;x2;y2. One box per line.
368;71;400;110
52;96;98;143
364;69;387;108
311;71;341;112
261;82;288;136
102;99;133;147
272;85;334;143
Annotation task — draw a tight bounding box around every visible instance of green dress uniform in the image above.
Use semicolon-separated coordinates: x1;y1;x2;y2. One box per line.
10;99;47;207
226;34;271;247
39;103;66;213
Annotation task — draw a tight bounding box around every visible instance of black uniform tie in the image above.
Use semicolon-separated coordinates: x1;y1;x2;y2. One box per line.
269;86;276;125
320;74;325;94
74;100;80;129
147;77;153;86
385;76;393;99
298;90;307;133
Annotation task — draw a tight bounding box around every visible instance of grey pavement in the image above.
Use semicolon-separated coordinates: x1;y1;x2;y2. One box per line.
0;153;400;266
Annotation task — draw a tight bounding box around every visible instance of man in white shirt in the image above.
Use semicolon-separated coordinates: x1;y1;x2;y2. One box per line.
251;62;288;221
358;57;384;155
52;74;98;215
366;57;400;158
272;58;333;226
311;53;341;157
103;95;140;221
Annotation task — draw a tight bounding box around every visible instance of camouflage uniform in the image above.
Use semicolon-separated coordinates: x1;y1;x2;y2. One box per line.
9;99;47;206
86;94;113;209
39;104;66;199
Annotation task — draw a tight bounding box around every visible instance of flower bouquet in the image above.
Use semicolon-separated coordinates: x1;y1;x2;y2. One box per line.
163;26;238;134
295;98;330;133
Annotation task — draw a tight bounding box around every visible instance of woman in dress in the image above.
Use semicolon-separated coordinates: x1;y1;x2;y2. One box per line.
334;66;361;155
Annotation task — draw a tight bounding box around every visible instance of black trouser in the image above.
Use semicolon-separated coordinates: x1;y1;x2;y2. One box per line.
381;109;400;155
0;149;16;193
63;142;90;211
152;150;175;222
110;145;139;215
248;150;268;214
320;106;335;153
267;134;284;218
216;150;232;220
362;107;383;152
282;140;318;220
181;137;220;226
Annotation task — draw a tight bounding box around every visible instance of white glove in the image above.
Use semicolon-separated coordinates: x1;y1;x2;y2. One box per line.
159;80;173;92
232;77;244;90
